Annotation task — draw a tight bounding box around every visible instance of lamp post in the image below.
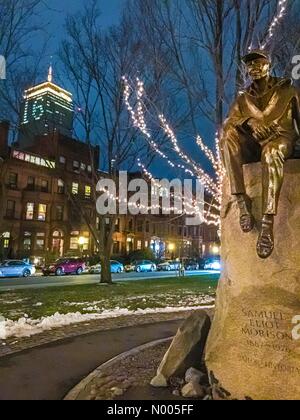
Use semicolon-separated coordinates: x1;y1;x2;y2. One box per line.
78;236;85;257
212;244;220;256
168;243;175;259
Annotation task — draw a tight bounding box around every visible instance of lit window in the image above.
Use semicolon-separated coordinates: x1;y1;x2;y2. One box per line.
81;163;86;171
57;179;64;194
3;232;10;249
85;185;91;199
38;204;47;221
72;183;79;195
70;237;79;250
26;203;34;220
87;165;92;173
23;238;31;251
59;156;66;164
36;238;45;250
137;240;142;250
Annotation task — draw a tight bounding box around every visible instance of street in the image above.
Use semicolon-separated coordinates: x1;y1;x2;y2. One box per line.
0;270;219;291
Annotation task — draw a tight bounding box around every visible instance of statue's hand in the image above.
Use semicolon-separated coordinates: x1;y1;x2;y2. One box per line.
247;118;274;141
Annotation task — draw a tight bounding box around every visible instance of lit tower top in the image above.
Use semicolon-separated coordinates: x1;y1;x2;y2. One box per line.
18;65;74;149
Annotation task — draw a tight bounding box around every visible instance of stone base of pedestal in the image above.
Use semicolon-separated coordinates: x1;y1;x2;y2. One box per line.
205;160;300;400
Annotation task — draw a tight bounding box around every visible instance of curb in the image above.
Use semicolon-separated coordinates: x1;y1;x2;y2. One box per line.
64;336;173;400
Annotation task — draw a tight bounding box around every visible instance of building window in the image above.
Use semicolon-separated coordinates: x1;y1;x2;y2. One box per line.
81;162;86;171
55;205;63;221
3;232;10;249
137;220;143;232
27;176;35;191
73;161;80;171
59;156;66;165
145;221;150;233
87;165;92;173
115;218;120;232
72;182;79;195
41;179;49;193
8;172;18;189
26;203;34;220
13;150;55;169
57;179;64;194
23;237;31;251
36;237;45;250
38;204;47;221
6;200;15;218
70;232;79;250
137;240;142;250
145;240;149;249
128;219;133;231
85;185;91;199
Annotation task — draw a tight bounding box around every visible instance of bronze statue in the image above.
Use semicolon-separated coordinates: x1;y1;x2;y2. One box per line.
220;50;300;259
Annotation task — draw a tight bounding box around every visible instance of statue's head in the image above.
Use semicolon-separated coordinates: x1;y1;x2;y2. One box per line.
242;49;270;81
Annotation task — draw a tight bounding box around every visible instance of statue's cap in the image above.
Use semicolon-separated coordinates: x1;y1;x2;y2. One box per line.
242;49;270;64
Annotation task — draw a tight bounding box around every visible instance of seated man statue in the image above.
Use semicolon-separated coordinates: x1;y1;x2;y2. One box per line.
220;49;300;259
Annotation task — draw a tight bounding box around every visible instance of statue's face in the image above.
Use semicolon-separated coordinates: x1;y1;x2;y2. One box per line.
246;58;270;80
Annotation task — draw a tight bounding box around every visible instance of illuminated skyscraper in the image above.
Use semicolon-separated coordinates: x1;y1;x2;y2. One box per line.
18;66;74;148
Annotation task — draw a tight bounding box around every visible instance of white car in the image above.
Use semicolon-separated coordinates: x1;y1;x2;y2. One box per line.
204;259;221;271
89;261;124;274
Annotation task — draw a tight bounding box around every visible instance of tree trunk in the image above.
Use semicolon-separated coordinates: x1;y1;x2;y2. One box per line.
99;250;112;284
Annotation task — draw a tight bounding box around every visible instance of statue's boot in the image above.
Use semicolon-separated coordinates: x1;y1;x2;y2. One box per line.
256;215;274;259
236;194;254;233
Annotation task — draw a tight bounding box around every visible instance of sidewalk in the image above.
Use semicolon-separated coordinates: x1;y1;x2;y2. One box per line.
0;319;182;400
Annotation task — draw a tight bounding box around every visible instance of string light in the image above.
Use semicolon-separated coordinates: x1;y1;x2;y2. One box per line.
122;76;222;228
261;0;288;50
123;76;221;201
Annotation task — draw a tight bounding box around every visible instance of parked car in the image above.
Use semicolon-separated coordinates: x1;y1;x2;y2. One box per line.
184;260;199;271
127;260;157;273
157;260;181;271
42;258;86;276
89;260;124;274
0;260;36;278
204;258;221;271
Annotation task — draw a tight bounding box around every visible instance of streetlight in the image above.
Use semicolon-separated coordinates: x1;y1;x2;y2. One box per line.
212;245;220;255
78;236;85;257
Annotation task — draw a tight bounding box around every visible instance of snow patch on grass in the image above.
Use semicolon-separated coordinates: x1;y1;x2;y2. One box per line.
0;303;215;340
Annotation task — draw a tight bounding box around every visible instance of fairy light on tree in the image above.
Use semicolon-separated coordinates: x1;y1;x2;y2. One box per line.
123;76;223;229
248;0;289;51
261;0;288;49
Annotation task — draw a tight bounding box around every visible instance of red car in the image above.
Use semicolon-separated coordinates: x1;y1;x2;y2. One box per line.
42;258;86;276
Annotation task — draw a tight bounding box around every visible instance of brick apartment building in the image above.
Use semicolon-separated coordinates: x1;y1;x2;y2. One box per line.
0;69;219;263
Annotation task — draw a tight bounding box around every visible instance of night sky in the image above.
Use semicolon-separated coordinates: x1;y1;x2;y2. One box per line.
33;1;213;177
39;0;123;57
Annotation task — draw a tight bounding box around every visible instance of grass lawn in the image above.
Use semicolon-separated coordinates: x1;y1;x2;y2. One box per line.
0;275;219;321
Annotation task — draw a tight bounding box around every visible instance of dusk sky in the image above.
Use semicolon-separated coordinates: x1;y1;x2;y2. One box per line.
39;0;123;57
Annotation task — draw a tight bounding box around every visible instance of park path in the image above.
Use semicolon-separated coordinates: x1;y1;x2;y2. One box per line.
0;319;182;400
